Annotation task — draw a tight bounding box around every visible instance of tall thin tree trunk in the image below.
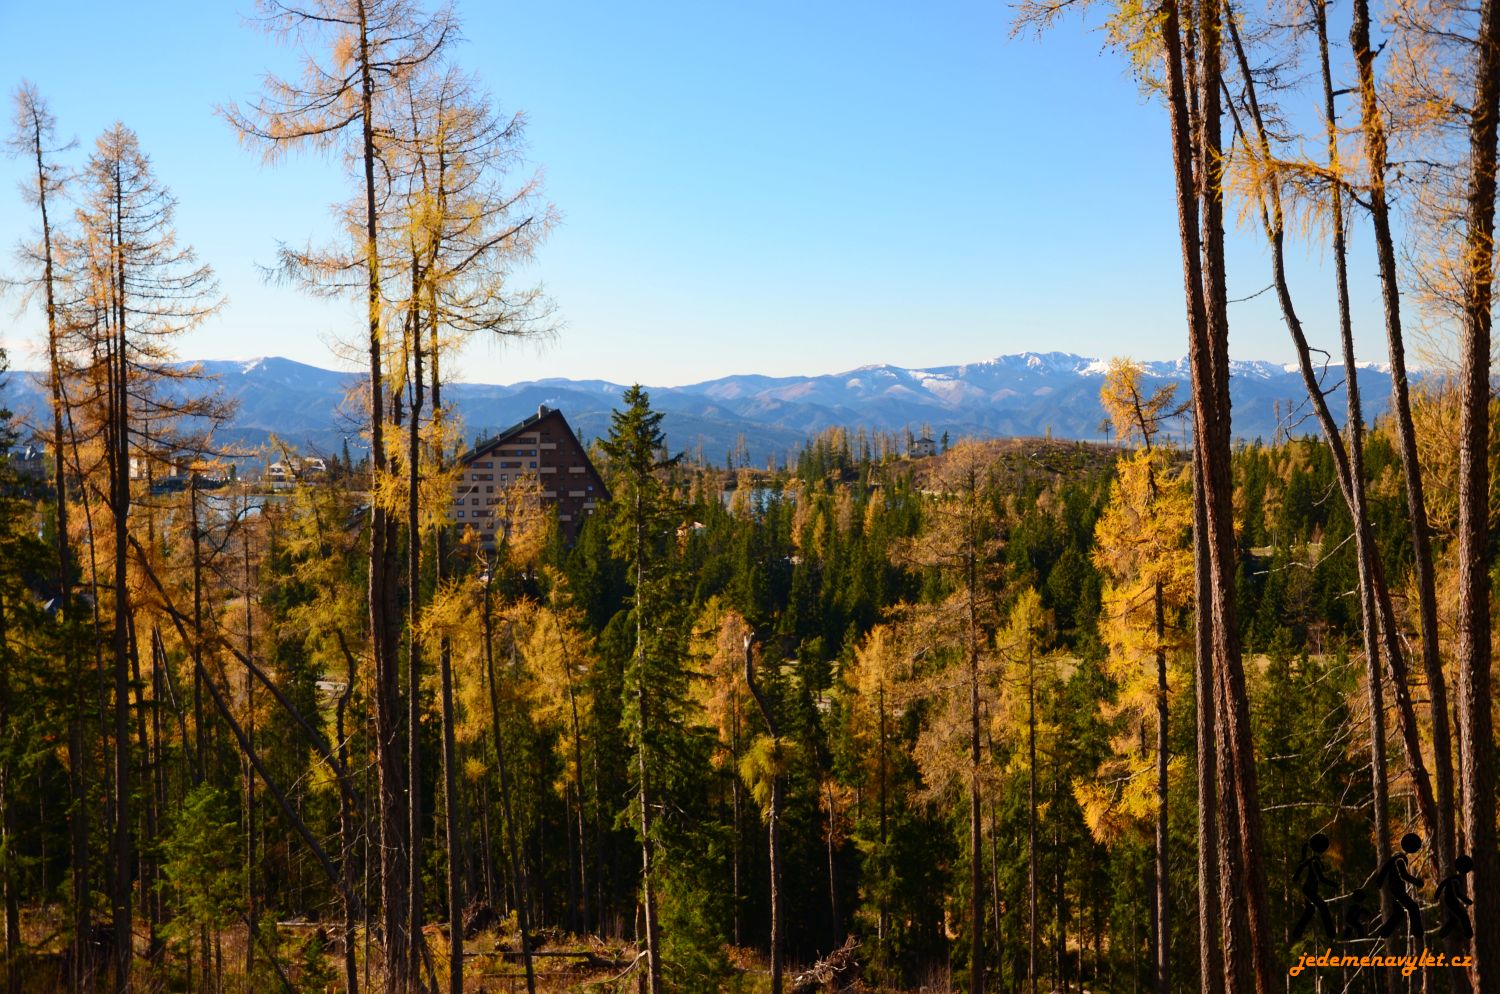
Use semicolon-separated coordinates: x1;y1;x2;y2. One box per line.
1027;651;1038;994
1054;754;1066;994
825;779;842;945
405;267;427;991
1164;0;1275;986
109;162;133;994
0;581;20;994
244;503;259;983
126;617;161;974
1193;461;1223;994
744;635;783;994
1348;0;1458;873
481;582;536;994
349;5;406;984
634;500;662;994
1314;0;1397;897
430;307;465;994
1153;579;1169;994
1457;0;1500;982
967;522;984;994
877;688;888;947
336;635;361;994
21;95;89;992
732;737;742;948
1222;11;1406;899
547;607;590;936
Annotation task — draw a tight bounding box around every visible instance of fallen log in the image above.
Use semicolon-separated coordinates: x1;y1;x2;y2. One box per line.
790;935;860;994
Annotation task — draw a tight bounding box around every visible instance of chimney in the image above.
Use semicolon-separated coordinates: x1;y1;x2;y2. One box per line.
538;404;550;418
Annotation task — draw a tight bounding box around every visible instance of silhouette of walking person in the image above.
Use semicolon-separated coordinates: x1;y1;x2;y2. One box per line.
1436;854;1475;940
1343;889;1375;939
1374;833;1425;939
1293;833;1337;939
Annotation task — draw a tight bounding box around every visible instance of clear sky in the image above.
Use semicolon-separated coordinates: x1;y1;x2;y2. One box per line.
1;0;1391;387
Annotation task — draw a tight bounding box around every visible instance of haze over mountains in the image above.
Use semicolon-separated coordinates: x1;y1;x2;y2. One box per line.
4;351;1389;464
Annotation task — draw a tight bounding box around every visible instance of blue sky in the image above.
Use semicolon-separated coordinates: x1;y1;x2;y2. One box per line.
1;0;1388;386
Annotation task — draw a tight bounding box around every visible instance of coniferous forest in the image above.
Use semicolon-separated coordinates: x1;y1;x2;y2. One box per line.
6;0;1500;992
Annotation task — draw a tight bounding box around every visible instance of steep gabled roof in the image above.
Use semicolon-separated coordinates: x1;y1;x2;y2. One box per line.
457;405;610;501
457;405;560;465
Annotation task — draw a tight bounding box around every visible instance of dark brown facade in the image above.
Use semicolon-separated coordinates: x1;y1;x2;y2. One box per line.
451;405;608;544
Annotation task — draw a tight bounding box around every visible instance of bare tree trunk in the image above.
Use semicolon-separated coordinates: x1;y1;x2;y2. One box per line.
1458;0;1500;983
1054;755;1066;994
431;406;464;994
967;538;985;994
1314;0;1397;895
405;268;427;991
481;583;536;994
18;91;89;991
108;167;134;994
634;502;663;994
243;502;259;984
1027;652;1038;994
347;4;408;983
1223;10;1409;898
0;581;20;994
1153;580;1169;994
547;607;590;936
825;779;842;945
125;617;161;974
335;635;361;994
732;738;742;948
744;636;784;994
989;796;1003;977
1348;0;1458;873
1164;0;1275;986
1193;461;1223;994
429;305;466;994
877;691;888;948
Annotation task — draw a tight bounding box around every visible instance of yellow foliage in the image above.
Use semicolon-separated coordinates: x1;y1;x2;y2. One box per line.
1093;447;1193;715
692;600;753;769
1073;752;1184;845
1099;357;1180;446
738;735;799;817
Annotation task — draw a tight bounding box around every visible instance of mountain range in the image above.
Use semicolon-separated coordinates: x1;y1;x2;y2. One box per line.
1;352;1390;465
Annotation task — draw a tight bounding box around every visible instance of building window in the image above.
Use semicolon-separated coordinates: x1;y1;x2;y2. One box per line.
457;511;465;518
486;485;494;493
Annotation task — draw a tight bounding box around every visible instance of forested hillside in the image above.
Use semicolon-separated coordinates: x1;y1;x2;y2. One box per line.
0;349;1487;992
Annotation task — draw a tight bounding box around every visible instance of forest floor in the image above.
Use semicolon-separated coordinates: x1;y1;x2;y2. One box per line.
11;907;912;993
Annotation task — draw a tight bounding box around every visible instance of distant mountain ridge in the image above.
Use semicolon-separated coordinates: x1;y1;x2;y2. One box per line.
2;351;1390;465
